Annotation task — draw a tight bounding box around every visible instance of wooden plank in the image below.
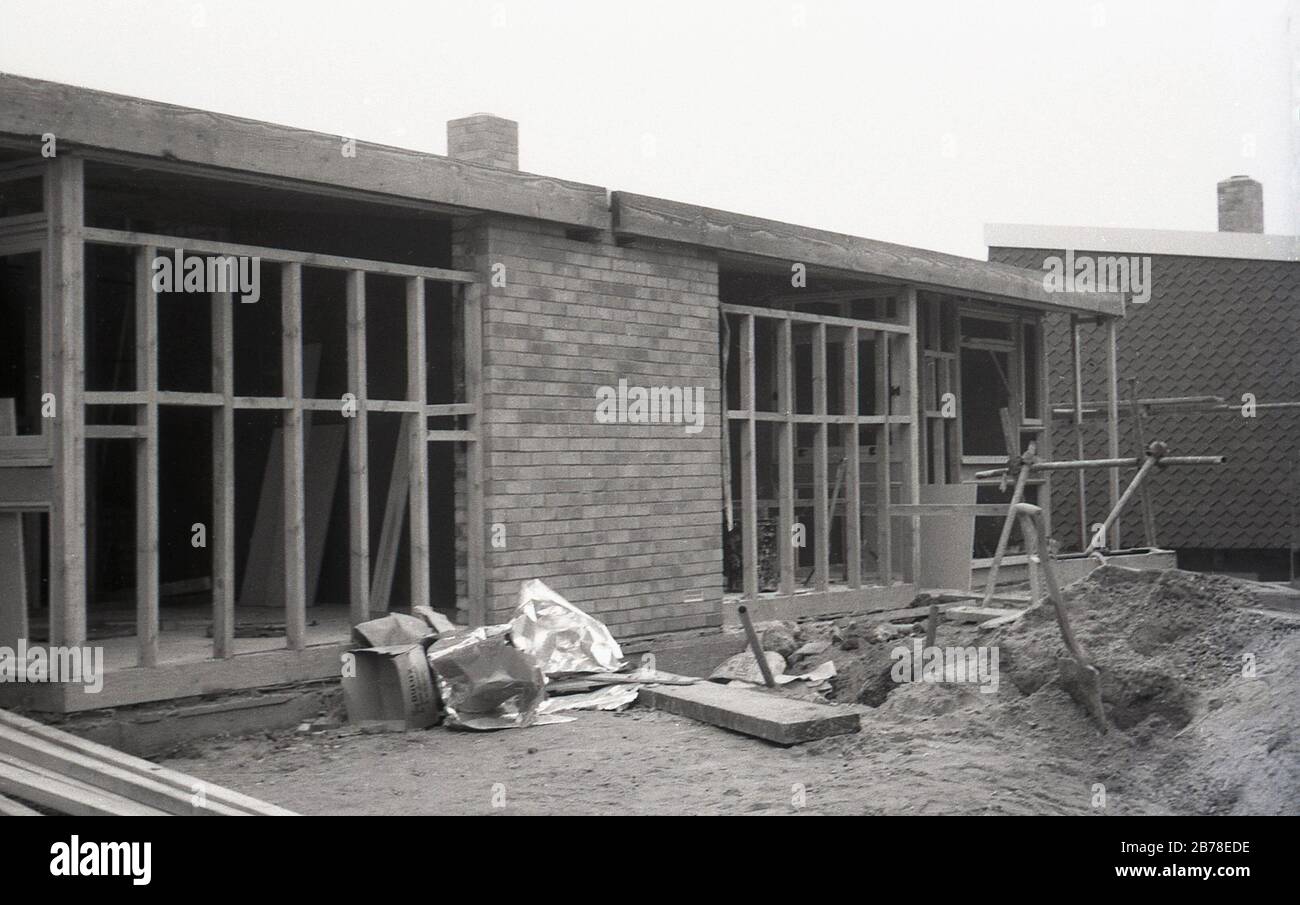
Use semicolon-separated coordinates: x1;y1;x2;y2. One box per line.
463;282;487;626
0;753;168;816
0;74;608;229
1070;315;1088;548
0;722;246;815
719;302;908;335
281;264;306;649
722;583;917;625
82;227;475;284
616;193;1124;316
891;503;1015;516
0;401;27;648
812;323;829;591
1104;317;1121;548
346;270;370;625
637;682;860;746
47;155;86;648
900;289;922;587
0;790;41;815
0;708;296;815
406;277;430;613
738;315;758;599
945;605;1023;624
842;327;861;589
134;246;159;667
1035;315;1053;536
211;291;235;658
875;332;891;584
776;319;795;596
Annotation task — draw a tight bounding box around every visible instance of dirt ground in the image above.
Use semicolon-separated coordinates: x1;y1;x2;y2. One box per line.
163;567;1300;816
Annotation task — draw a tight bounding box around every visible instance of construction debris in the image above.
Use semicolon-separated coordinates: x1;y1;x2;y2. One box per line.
510;579;624;675
0;708;296;816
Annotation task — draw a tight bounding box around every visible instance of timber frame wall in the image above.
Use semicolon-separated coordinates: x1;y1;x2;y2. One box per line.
0;156;485;710
722;292;921;622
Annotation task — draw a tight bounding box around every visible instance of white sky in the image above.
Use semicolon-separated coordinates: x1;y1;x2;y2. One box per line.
2;0;1294;256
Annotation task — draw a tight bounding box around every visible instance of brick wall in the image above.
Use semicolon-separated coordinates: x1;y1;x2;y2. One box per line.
454;217;724;635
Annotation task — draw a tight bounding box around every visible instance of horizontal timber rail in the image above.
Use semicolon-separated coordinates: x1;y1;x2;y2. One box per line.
720;302;909;334
82;227;477;283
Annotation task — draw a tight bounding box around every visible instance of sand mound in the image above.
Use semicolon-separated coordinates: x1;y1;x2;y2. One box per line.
997;565;1295;734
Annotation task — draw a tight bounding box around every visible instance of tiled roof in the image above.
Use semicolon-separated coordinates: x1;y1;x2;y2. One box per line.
990;246;1299;551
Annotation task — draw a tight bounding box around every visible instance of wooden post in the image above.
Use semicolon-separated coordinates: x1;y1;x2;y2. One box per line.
463;282;487;626
48;156;87;648
281;264;306;649
901;289;921;588
346;270;370;625
406;277;430;613
1036;315;1053;538
776;319;795;596
0;401;27;649
133;247;159;667
812;322;829;591
842;326;861;589
1070;315;1087;548
875;331;892;585
211;290;235;658
1128;378;1158;548
1104;317;1121;548
739;314;758;599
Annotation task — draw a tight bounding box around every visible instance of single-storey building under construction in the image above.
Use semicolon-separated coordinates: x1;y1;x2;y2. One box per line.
0;74;1126;712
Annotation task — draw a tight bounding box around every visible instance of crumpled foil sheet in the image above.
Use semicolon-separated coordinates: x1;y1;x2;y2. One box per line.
509;579;625;676
426;625;546;731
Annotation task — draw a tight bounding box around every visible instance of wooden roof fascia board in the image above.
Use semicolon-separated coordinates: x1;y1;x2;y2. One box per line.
0;72;609;229
613;191;1125;317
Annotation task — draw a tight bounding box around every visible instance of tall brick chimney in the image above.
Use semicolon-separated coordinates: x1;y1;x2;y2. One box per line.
447;114;518;170
1216;175;1263;233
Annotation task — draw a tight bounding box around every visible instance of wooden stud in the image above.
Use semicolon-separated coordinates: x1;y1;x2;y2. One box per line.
463;282;487;626
406;277;430;613
133;247;159;667
1070;315;1088;548
842;327;861;588
875;332;892;585
346;270;369;625
811;323;829;591
901;289;922;588
739;315;758;599
47;156;86;648
211;291;235;658
281;264;306;649
1104;317;1121;548
0;401;26;649
1036;315;1053;537
776;319;795;596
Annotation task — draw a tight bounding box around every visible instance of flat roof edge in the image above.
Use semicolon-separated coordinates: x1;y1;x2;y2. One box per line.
986;223;1300;263
614;192;1124;316
0;72;610;230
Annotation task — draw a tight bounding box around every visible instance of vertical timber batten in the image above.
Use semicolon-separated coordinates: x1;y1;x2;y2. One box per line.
48;156;86;648
776;319;795;596
133;246;159;667
463;281;486;626
901;288;921;587
281;264;307;648
406;277;430;613
1104;316;1121;549
346;270;370;625
739;314;758;600
842;327;861;589
1070;314;1087;548
211;291;235;658
875;330;892;585
812;322;829;591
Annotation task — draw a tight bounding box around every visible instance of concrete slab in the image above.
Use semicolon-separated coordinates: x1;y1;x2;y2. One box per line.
638;681;860;746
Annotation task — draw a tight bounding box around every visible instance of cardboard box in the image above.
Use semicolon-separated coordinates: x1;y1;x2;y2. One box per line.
342;643;441;730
